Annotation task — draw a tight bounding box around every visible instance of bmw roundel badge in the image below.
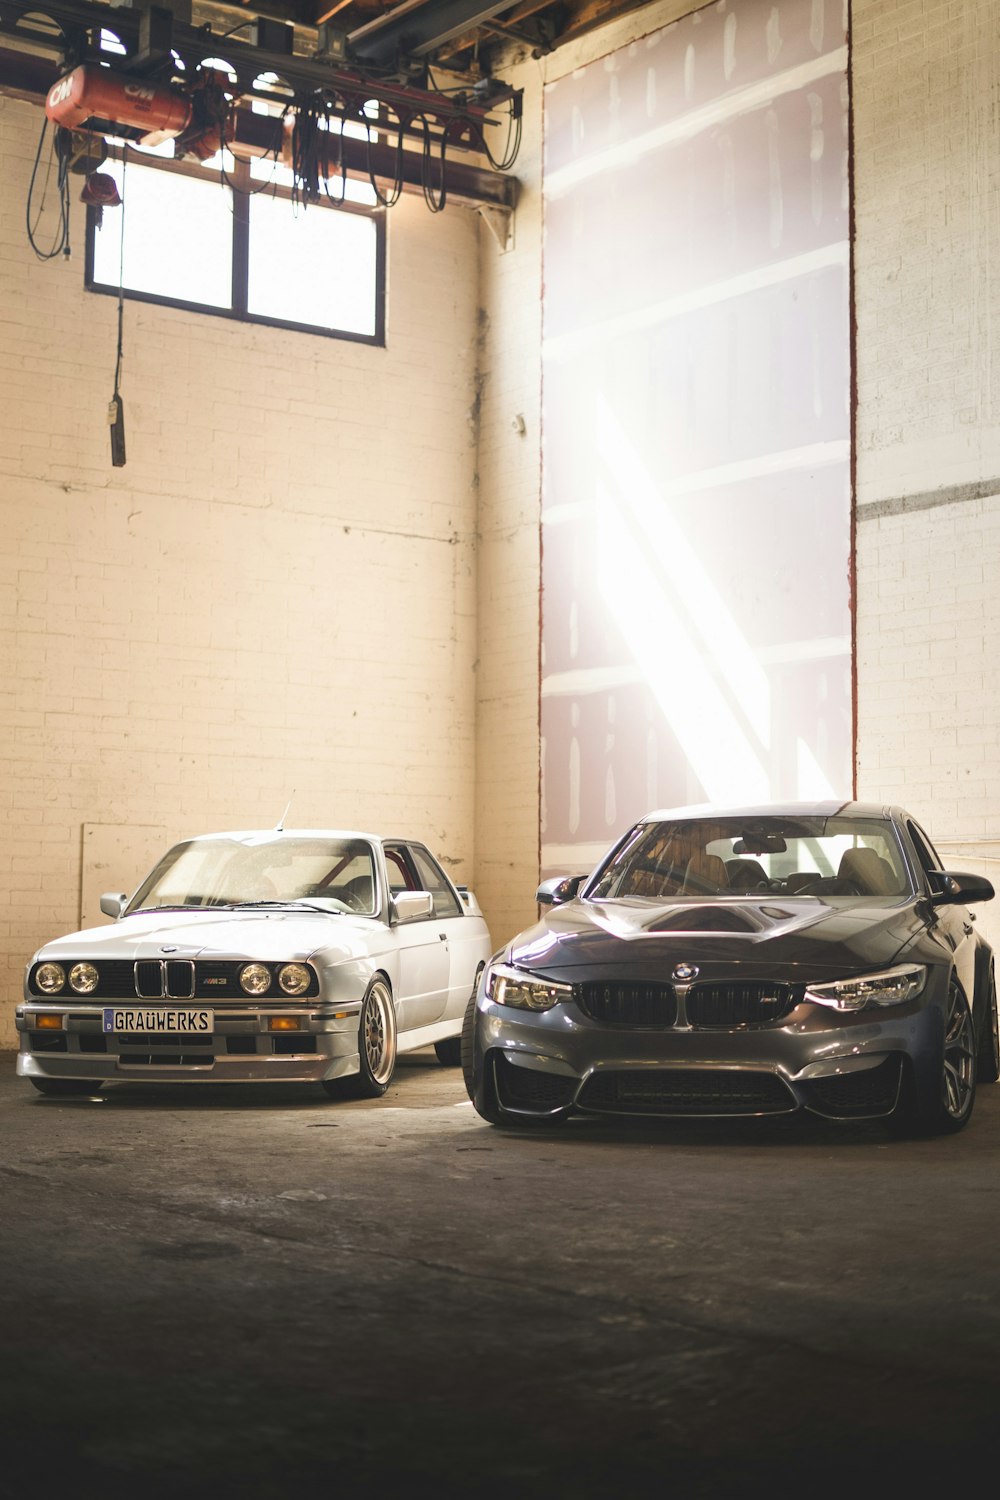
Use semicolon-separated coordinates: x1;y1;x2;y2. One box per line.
672;962;699;982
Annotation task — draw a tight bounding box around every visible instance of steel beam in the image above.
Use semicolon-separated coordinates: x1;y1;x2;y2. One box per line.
347;0;517;64
0;43;517;207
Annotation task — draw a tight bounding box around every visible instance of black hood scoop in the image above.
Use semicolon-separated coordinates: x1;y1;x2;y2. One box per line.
646;906;761;934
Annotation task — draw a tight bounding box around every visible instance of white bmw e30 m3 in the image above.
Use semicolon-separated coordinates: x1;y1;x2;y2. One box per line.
16;829;493;1100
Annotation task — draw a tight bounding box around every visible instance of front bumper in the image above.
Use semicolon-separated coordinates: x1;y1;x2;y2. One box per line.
15;1000;363;1085
471;986;945;1122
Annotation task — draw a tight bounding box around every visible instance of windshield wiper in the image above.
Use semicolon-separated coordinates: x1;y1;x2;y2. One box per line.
225;900;338;914
127;904;207;915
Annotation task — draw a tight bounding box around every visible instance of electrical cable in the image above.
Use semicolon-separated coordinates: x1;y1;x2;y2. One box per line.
26;118;72;260
216;96;287;197
364;107;406;208
419;113;448;213
113;148;126;399
319;104;349;205
108;146;127;466
478;95;521;172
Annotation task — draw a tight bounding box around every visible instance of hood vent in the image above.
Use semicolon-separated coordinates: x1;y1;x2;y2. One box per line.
646;907;757;934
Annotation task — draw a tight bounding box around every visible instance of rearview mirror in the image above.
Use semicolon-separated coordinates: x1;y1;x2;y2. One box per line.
99;892;127;919
392;890;434;922
734;834;787;855
930;871;995;905
536;875;585;906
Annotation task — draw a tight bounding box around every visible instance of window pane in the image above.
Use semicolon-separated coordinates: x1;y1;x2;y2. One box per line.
247;194;378;336
91;162;234;308
409;846;462;918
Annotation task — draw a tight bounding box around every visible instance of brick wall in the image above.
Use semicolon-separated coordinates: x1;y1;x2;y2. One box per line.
0;93;481;1045
853;0;1000;950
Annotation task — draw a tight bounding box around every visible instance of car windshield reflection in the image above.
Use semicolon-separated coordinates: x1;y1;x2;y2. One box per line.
587;815;914;901
125;836;379;916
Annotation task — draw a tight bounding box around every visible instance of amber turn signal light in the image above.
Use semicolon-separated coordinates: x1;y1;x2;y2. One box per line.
268;1015;301;1032
36;1014;64;1030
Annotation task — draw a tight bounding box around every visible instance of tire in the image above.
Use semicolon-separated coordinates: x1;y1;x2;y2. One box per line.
891;979;978;1136
434;1037;462;1067
976;960;1000;1084
460;984;480;1101
322;978;397;1100
29;1078;103;1097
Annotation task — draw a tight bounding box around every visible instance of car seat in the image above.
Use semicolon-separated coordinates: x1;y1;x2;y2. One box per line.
837;847;896;896
681;852;729;895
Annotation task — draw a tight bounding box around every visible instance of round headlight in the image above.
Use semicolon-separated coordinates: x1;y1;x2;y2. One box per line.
278;963;311;996
35;962;66;994
69;962;99;995
240;963;272;996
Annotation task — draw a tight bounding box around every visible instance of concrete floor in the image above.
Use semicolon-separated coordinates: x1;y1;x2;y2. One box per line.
3;1049;1000;1499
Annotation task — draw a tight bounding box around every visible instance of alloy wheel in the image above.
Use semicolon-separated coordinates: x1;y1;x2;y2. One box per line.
363;981;395;1086
943;982;977;1120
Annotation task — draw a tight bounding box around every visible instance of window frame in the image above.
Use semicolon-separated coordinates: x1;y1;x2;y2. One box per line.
84;147;386;346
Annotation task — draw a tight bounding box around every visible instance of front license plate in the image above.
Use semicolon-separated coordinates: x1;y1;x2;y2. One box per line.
103;1008;214;1035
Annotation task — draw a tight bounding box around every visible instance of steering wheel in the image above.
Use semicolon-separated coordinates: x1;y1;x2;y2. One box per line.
341;877;372;913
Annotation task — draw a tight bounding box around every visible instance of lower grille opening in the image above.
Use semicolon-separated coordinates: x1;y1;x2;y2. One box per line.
271;1035;317;1055
117;1034;214;1068
493;1053;577;1112
226;1036;257;1055
117;1053;216;1067
117;1033;213;1047
801;1056;903;1118
578;1068;796;1117
29;1031;68;1052
79;1034;108;1054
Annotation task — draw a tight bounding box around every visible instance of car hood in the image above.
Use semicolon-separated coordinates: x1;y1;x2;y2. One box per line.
507;895;933;983
31;907;378;967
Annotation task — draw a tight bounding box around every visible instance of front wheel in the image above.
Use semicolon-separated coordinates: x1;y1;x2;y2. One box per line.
323;979;397;1100
356;978;397;1096
446;963;485;1072
29;1078;103;1097
891;980;978;1136
976;961;1000;1084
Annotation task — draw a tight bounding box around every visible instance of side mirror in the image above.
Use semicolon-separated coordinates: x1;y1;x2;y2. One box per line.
536;874;585;906
930;871;995;905
392;890;434;922
99;892;127;919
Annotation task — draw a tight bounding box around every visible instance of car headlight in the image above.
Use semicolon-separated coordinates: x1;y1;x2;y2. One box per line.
35;962;66;994
804;964;927;1012
486;962;574;1012
240;963;272;996
69;962;99;995
278;963;311;996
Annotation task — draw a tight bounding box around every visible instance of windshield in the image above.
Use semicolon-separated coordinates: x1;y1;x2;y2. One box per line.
587;815;912;902
126;836;379;916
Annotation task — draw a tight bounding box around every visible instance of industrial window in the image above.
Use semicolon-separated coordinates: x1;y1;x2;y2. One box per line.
85;147;385;344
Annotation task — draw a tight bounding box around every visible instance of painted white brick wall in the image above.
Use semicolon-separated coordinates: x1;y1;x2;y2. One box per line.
0;94;482;1046
853;0;1000;953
